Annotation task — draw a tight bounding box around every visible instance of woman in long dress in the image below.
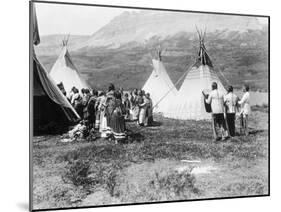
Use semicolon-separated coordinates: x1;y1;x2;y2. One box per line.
146;93;154;126
130;89;139;121
109;92;126;143
94;91;103;129
105;86;116;136
98;92;108;138
137;90;146;126
82;88;91;128
87;90;98;130
123;93;131;120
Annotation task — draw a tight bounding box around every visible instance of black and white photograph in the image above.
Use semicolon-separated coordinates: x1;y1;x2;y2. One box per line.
30;1;269;211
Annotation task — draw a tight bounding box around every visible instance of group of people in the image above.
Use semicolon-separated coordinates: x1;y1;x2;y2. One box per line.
65;83;154;142
203;82;251;141
61;81;250;143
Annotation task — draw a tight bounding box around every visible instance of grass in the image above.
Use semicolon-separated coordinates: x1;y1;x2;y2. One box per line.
32;109;268;210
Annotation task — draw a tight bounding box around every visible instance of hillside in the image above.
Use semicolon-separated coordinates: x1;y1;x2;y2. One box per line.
35;11;265;54
37;28;268;91
36;11;268;91
35;34;90;56
77;10;263;49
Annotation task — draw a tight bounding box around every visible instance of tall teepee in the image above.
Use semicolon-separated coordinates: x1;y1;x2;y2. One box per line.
142;50;177;114
31;4;80;133
165;30;226;120
50;38;89;95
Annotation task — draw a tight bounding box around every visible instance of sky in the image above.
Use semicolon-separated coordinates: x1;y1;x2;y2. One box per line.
35;2;137;35
35;2;268;36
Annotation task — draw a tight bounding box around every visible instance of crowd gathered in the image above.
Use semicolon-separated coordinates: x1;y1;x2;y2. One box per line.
60;81;251;143
65;83;154;143
203;82;251;142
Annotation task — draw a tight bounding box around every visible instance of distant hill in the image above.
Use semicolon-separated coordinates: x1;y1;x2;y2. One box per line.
76;10;264;49
36;11;265;53
35;34;90;56
36;11;268;91
37;30;268;91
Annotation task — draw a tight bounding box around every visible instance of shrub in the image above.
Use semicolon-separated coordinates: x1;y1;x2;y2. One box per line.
116;163;200;203
63;159;95;188
150;170;199;198
103;165;119;197
63;157;121;197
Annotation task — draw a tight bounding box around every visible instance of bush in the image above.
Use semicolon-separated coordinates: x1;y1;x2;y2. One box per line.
63;156;121;197
115;162;200;203
149;170;199;199
63;159;94;187
103;164;119;197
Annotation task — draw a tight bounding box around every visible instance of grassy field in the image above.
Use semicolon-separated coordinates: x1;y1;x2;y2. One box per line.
32;106;268;210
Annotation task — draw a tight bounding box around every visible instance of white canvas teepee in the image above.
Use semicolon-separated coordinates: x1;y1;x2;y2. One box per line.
32;4;80;132
142;56;177;115
165;30;226;120
50;39;89;95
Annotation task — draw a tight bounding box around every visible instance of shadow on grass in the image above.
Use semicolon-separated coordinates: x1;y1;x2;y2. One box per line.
149;121;162;127
126;130;145;143
249;129;266;135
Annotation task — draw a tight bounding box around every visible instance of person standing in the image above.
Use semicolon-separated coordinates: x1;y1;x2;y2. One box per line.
130;89;139;121
98;91;108;138
68;86;76;103
204;82;228;141
87;89;98;130
224;86;238;137
123;93;131;120
138;92;149;126
110;92;127;143
94;91;104;129
57;82;67;97
71;88;83;119
146;93;154;126
238;85;251;136
136;90;144;125
105;84;116;135
82;88;91;128
119;87;124;97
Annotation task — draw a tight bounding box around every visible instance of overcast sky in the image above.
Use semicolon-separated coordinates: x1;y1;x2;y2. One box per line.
35;2;268;36
35;2;137;35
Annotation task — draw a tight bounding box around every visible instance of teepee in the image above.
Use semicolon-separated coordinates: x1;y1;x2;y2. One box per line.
31;4;80;133
142;50;177;114
165;30;226;120
50;38;89;95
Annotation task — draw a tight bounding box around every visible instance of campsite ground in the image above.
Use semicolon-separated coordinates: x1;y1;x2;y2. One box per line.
32;105;268;210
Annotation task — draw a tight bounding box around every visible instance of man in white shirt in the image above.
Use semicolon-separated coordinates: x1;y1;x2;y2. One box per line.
224;86;238;137
238;85;251;135
204;82;228;141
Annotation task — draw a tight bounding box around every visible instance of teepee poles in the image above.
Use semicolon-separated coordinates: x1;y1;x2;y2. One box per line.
62;34;70;47
200;44;231;86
